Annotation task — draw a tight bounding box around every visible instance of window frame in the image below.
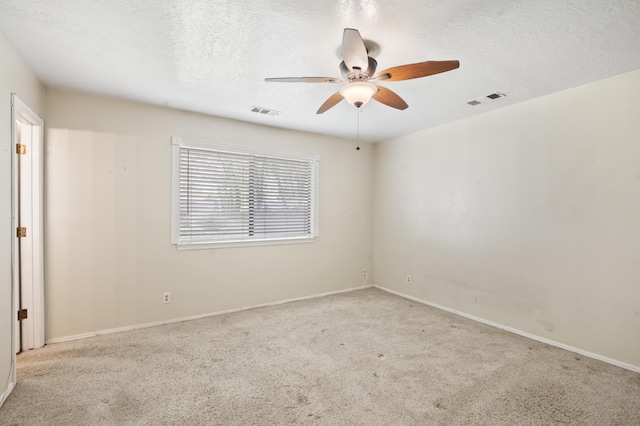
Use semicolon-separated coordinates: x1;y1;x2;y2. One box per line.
171;137;319;250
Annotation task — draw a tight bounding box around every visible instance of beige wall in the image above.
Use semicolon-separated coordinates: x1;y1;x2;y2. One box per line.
44;89;374;340
373;69;640;368
0;32;44;400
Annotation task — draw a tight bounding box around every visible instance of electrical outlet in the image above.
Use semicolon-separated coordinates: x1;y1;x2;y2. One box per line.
362;268;367;276
163;292;171;304
406;275;412;284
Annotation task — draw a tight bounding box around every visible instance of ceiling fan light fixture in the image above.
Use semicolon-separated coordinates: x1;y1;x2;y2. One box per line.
340;81;378;108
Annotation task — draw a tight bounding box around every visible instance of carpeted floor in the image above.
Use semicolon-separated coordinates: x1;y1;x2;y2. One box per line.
1;288;639;425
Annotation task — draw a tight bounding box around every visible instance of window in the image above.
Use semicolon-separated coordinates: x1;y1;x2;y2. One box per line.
171;137;319;249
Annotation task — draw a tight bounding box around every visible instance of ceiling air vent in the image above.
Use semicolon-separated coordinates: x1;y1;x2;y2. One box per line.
250;106;280;117
467;92;506;106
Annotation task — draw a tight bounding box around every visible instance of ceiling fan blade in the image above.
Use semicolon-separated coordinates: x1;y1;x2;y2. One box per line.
342;28;369;71
316;92;345;114
372;86;409;110
374;60;460;82
265;77;342;83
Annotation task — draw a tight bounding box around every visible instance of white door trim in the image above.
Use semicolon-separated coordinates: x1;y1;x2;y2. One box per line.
11;93;44;354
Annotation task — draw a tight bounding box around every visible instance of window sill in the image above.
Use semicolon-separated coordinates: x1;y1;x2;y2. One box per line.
174;235;317;250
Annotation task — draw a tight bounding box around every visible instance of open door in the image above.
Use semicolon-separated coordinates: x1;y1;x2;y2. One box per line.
1;94;44;408
12;94;44;353
0;95;44;409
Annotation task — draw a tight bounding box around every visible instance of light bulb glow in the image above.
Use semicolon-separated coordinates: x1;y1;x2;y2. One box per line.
340;81;378;107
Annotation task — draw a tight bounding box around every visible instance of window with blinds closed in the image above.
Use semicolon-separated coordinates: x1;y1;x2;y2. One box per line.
171;137;319;248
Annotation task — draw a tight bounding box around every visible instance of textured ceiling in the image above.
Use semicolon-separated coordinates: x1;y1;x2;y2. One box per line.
1;0;639;142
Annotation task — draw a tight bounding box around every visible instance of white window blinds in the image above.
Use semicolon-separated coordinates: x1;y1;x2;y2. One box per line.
171;137;318;248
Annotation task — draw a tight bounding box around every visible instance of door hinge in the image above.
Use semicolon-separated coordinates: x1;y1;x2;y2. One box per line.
17;227;27;238
16;144;26;155
18;309;28;321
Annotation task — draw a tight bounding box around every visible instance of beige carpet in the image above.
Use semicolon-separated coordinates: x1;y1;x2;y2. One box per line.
1;288;639;425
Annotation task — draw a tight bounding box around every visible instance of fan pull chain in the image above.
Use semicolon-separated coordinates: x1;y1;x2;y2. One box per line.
356;106;361;151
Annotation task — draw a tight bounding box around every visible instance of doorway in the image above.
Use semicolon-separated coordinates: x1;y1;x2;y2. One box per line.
12;93;44;356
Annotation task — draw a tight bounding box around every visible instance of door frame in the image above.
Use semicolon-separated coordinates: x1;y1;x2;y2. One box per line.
11;93;44;356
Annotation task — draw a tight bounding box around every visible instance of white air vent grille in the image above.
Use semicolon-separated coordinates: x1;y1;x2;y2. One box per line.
467;92;506;106
250;106;280;116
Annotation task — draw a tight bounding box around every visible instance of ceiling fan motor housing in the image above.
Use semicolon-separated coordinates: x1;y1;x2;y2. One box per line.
340;57;378;81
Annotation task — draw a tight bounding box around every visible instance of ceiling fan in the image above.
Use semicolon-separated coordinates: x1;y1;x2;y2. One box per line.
265;28;460;114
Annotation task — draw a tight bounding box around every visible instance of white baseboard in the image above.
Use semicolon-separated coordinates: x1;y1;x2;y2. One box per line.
375;285;640;374
45;284;374;345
